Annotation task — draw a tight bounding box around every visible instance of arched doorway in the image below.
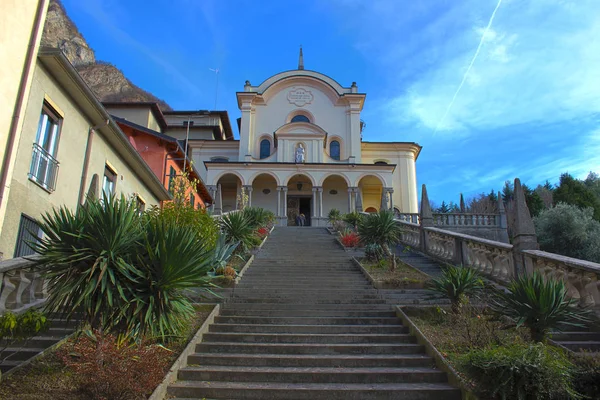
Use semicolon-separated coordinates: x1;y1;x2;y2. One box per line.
286;174;313;226
358;175;384;212
251;173;278;215
216;173;242;212
322;175;349;217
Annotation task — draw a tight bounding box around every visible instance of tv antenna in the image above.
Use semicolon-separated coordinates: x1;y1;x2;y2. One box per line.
209;68;220;109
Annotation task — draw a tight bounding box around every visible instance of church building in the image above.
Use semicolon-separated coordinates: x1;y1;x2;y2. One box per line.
109;51;421;226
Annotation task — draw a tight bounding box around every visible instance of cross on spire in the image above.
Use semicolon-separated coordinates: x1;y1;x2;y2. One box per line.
298;45;304;70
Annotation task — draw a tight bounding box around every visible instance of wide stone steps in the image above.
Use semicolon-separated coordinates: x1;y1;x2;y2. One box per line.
177;365;447;384
168;227;460;399
187;353;434;368
168;381;461;400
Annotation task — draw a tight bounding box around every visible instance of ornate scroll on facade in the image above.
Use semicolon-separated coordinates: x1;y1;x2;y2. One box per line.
287;87;314;107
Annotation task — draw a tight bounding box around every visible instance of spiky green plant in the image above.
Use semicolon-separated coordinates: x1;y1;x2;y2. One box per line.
210;233;239;271
343;211;363;228
327;208;342;225
427;265;484;313
241;207;275;229
491;271;591;342
33;195;217;342
219;211;254;250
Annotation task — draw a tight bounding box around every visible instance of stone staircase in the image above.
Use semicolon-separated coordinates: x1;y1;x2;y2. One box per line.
167;227;461;399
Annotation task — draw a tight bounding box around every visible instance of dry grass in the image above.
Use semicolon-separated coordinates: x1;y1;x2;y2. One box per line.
0;305;214;400
360;258;429;287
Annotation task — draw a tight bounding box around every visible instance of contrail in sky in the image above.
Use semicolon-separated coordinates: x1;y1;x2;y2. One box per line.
434;0;503;134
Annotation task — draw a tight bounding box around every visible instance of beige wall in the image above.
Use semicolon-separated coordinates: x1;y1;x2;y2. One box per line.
0;62;160;259
0;0;49;244
105;107;152;129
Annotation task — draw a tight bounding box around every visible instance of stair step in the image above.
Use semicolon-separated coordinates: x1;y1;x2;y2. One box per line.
196;342;425;355
178;365;447;384
167;381;461;400
188;353;433;368
219;310;395;317
0;347;45;361
209;324;407;334
214;316;400;325
202;332;416;344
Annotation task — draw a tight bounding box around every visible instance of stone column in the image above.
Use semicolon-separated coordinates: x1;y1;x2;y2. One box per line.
347;187;355;212
243;185;253;208
214;184;223;215
207;185;217;212
386;188;394;211
512;178;539;275
276;186;283;217
283;187;288;217
318;187;324;217
312;187;319;218
354;188;363;212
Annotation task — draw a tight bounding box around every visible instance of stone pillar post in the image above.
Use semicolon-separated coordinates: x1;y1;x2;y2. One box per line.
380;189;388;211
243;185;253;208
347;187;354;212
419;184;433;254
354;188;363;212
318;187;324;217
512;178;539;275
497;190;510;244
312;187;318;218
283;187;288;217
214;184;223;215
386;188;394;210
207;185;217;212
276;186;282;217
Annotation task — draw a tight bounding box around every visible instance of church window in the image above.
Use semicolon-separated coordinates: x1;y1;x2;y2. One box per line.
210;157;229;162
291;114;310;123
330;140;340;160
374;161;388;165
260;139;270;159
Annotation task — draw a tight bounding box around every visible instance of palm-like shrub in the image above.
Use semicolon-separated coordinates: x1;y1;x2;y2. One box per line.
491;271;591;342
357;210;401;254
220;211;254;250
365;243;384;261
241;207;275;229
34;195;216;342
427;265;484;313
327;208;342;225
343;211;363;228
210;233;239;272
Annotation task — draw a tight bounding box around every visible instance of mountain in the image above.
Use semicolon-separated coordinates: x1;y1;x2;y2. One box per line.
41;0;172;110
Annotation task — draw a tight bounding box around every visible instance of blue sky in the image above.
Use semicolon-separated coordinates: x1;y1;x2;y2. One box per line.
61;0;600;204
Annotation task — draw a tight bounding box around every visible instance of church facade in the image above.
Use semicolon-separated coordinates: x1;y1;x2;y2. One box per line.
107;55;421;227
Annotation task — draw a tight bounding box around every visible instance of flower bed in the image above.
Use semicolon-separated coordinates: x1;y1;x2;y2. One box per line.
355;257;429;289
0;305;215;400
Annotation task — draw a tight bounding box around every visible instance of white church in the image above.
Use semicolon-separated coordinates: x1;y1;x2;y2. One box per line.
111;51;421;226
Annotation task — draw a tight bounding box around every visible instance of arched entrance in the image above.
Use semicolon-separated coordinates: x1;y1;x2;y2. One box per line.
358;175;384;212
322;175;349;217
216;173;242;212
251;173;278;215
286;174;313;226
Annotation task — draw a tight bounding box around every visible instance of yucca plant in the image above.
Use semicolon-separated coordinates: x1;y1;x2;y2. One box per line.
427;265;484;313
357;210;401;270
133;218;215;340
327;208;342;225
33;195;143;335
241;207;275;229
343;211;363;228
220;211;254;250
491;271;592;342
209;233;239;272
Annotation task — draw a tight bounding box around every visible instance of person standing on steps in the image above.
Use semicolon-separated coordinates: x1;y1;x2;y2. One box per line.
299;213;306;227
295;213;302;226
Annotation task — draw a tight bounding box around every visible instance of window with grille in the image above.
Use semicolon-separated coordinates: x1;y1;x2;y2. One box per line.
29;102;61;191
14;214;42;258
102;165;117;198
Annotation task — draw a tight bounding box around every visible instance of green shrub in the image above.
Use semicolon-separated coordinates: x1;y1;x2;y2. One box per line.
327;208;342;225
357;210;401;255
491;271;591;342
343;211;363;228
241;207;275;229
0;310;49;364
219;211;254;251
365;243;384;261
34;195;215;342
427;265;484;313
462;342;581;400
571;352;600;399
210;233;239;272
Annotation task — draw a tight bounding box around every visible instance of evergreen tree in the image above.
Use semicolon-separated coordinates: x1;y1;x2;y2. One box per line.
502;180;514;202
554;173;600;221
438;201;451;213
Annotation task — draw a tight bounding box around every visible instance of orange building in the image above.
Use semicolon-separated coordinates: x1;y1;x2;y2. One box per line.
114;116;212;208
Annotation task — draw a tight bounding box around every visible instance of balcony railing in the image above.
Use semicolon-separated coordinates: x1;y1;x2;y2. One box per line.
28;143;59;192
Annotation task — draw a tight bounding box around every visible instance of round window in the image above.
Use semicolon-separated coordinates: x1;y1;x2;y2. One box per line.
262;189;271;195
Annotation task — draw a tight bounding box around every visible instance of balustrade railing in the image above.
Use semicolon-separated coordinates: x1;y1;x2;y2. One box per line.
396;220;420;248
523;250;600;309
0;256;46;314
432;213;498;227
396;213;420;224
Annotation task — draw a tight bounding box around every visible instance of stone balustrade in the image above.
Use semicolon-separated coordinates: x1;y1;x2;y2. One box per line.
523;250;600;309
396;213;420;224
432;213;499;227
396;220;420;248
0;256;46;314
